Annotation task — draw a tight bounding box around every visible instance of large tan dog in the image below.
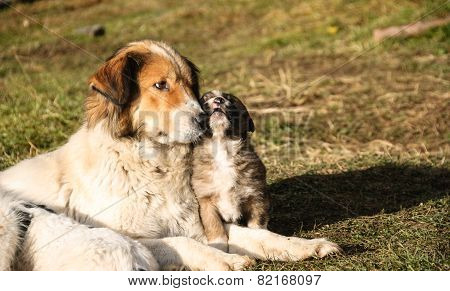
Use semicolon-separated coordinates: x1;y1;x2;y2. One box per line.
0;40;339;270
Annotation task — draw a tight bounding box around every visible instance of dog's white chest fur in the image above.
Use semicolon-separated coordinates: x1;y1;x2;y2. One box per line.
0;124;206;242
209;140;242;223
212;142;236;189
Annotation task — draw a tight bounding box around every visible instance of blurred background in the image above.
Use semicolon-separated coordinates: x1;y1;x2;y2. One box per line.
0;0;449;270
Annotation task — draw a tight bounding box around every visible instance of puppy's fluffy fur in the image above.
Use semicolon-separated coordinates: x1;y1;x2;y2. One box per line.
193;90;269;251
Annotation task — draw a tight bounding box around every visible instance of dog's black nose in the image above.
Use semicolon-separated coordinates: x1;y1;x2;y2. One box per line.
213;97;224;104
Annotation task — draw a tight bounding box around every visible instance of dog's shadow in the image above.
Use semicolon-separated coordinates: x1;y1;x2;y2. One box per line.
267;164;449;237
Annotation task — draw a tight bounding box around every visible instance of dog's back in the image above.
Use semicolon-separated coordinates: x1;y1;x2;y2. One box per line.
0;195;158;271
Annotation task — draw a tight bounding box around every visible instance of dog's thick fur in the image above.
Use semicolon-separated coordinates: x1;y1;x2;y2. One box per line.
193;90;269;251
0;40;340;270
0;195;158;271
0;195;21;270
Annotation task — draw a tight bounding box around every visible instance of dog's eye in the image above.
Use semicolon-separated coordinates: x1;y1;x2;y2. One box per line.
153;81;169;91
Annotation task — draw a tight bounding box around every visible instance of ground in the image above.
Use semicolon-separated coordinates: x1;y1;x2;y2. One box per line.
0;0;448;270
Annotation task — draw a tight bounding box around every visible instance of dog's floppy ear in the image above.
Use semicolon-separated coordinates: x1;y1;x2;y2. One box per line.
85;50;145;137
89;51;142;106
182;56;200;99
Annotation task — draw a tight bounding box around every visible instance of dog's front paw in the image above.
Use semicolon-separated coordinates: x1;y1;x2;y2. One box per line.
283;237;341;260
311;238;342;258
196;253;254;271
187;247;255;271
223;254;255;270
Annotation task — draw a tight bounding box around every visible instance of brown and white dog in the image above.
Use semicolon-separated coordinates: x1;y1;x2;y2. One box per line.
0;40;340;270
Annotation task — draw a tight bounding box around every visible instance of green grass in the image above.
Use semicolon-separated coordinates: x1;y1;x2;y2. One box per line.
0;0;449;270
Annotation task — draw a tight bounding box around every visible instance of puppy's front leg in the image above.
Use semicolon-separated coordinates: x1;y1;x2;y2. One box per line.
198;197;229;252
244;195;269;229
226;224;341;261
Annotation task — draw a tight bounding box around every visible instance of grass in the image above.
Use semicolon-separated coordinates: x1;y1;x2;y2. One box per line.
0;0;449;270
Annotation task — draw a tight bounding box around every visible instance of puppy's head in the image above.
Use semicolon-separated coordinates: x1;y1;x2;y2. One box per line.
200;90;254;139
86;40;205;144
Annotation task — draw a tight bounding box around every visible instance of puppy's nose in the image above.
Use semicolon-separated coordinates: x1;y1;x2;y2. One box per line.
213;97;224;104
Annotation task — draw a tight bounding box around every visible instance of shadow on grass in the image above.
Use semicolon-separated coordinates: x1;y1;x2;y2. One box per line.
267;164;450;236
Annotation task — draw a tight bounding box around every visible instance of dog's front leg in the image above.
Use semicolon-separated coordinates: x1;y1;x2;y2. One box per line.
225;224;341;261
138;237;254;271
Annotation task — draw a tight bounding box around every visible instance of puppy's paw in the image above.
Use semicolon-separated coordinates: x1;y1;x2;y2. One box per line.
162;264;190;271
208;237;229;253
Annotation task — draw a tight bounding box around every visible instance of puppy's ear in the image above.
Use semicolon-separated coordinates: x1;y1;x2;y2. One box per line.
85;50;145;137
248;116;255;133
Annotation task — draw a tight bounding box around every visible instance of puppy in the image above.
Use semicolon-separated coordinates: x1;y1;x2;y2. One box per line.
0;195;158;271
192;90;269;251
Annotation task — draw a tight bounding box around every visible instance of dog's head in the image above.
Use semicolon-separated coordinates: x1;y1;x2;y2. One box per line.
200;90;254;139
86;40;205;144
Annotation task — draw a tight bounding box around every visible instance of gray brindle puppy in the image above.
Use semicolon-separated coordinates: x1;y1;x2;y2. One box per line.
193;90;270;251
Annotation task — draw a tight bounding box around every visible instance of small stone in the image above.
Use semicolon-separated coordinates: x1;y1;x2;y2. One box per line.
0;0;13;10
74;24;105;37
